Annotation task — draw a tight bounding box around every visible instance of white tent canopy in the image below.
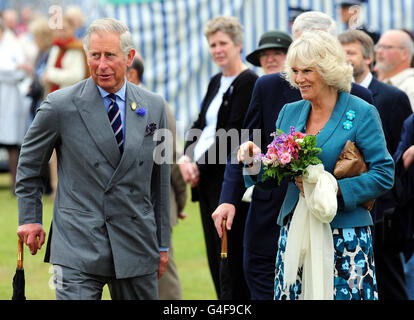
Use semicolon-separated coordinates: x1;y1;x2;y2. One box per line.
4;0;413;131
102;0;414;132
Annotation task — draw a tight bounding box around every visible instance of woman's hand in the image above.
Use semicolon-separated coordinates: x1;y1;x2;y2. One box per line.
295;176;305;197
237;141;261;165
178;156;200;187
295;175;341;198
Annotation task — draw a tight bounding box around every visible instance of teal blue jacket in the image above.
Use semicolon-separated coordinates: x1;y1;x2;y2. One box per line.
245;91;395;229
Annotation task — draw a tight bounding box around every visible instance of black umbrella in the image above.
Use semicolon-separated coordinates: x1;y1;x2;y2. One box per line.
219;219;232;300
12;239;26;300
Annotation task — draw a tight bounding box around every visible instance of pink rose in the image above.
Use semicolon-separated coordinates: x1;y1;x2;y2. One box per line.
279;152;292;165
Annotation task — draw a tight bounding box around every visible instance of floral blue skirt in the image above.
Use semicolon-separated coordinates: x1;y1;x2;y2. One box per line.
274;223;378;300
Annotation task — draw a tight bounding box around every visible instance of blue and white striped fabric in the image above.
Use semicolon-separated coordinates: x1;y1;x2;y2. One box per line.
101;0;414;133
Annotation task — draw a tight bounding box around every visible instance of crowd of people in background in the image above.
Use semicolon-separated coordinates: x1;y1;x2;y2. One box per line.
3;0;414;301
0;5;88;197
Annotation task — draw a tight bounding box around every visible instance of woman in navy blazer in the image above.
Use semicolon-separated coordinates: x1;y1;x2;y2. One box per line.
240;31;394;300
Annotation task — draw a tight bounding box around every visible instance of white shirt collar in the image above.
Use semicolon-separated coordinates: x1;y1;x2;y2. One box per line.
359;72;373;88
97;78;127;101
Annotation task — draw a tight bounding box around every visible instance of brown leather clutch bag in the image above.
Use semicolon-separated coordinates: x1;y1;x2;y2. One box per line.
333;140;375;211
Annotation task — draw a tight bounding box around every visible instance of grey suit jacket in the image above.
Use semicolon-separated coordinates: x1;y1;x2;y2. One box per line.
16;77;171;279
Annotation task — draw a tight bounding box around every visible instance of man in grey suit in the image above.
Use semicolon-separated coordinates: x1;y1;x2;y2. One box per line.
16;18;170;300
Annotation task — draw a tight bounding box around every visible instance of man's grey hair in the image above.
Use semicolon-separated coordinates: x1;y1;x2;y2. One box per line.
83;18;134;57
401;32;414;59
292;11;337;38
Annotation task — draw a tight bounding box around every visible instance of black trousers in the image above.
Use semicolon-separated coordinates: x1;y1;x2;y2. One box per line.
196;169;250;300
374;218;409;300
243;247;276;300
374;244;408;300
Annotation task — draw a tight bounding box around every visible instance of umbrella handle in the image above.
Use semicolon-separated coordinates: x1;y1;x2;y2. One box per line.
221;219;228;258
17;239;24;269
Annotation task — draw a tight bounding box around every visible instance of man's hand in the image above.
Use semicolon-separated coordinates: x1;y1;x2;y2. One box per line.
17;223;46;255
211;203;236;238
158;251;169;279
403;145;414;170
178;211;187;220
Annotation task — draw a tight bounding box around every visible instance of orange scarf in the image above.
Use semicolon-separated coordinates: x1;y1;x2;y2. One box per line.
49;37;90;93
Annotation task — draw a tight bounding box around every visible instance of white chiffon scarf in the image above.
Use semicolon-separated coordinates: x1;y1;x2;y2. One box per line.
283;164;338;300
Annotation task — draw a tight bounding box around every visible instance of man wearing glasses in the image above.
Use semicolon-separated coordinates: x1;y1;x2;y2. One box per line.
375;29;414;110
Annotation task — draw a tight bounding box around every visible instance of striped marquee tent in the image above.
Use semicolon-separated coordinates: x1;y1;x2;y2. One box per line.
88;0;414;132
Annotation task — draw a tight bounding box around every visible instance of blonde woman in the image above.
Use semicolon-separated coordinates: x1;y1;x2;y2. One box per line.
28;17;54;119
239;31;394;300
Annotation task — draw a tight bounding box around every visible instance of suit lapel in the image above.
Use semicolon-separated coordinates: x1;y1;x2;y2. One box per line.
73;78;121;168
368;78;379;99
291;92;350;148
294;100;311;133
315;91;349;148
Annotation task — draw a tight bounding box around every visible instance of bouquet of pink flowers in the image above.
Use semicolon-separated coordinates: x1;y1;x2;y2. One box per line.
254;126;322;185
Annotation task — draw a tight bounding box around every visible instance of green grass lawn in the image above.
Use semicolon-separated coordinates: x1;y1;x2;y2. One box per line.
0;173;216;300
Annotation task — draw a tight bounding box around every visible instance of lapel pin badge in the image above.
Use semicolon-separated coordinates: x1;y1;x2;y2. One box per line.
131;102;137;111
346;110;356;121
343;110;355;130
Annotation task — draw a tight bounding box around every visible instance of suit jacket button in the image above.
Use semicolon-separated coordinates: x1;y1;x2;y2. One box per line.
105;216;111;222
139;160;144;166
94;162;99;168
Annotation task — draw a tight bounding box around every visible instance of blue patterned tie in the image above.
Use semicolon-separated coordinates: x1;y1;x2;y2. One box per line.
107;93;124;154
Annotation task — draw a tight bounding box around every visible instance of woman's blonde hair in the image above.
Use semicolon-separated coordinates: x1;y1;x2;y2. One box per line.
29;17;54;49
204;16;243;46
283;31;353;93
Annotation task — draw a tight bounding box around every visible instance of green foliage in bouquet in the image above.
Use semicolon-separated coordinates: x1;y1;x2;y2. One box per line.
256;127;322;185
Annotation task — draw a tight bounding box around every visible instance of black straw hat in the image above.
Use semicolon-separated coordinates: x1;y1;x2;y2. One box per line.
246;30;293;67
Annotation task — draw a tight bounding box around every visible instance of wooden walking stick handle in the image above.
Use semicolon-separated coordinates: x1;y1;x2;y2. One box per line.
221;219;228;258
17;239;23;269
17;237;39;269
